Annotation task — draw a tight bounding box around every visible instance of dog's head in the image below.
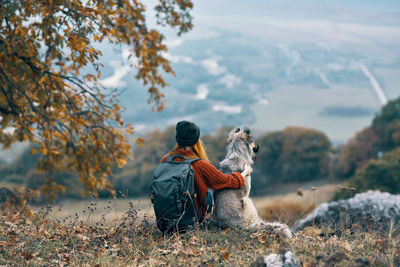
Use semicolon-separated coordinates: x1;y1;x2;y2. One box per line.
227;127;260;162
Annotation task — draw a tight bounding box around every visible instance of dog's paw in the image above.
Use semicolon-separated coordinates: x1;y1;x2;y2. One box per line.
241;164;253;178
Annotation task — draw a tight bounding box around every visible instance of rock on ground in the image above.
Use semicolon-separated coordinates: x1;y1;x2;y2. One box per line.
294;190;400;232
263;251;300;267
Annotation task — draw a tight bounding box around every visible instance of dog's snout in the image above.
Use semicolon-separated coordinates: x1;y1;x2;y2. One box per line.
253;144;260;153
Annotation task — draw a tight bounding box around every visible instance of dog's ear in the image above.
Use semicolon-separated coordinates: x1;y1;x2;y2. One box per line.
235;128;240;133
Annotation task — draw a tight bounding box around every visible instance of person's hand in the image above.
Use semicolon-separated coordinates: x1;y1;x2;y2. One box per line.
241;164;252;178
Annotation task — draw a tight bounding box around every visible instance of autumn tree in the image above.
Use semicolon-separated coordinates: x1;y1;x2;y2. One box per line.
254;127;331;185
336;127;378;178
0;0;193;195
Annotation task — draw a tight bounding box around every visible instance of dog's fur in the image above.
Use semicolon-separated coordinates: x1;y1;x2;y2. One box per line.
213;127;293;238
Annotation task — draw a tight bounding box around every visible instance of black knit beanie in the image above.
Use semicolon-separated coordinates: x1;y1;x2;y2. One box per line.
175;121;200;147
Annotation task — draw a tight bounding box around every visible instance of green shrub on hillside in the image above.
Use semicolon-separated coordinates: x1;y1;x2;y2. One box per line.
350;148;400;194
372;96;400;153
334;148;400;200
336;96;400;180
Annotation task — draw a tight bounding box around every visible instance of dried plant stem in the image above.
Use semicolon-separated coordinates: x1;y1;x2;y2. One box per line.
312;186;316;226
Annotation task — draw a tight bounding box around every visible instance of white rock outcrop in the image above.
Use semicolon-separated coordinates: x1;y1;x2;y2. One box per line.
294;190;400;232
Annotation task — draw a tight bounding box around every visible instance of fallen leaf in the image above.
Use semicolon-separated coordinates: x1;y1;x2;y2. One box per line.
223;227;231;234
257;235;266;244
21;251;33;260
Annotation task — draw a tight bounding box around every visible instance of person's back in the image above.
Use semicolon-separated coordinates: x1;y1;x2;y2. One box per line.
151;154;200;233
151;121;251;233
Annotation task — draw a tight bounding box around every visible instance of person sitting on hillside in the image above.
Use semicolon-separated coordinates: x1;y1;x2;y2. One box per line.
152;121;250;232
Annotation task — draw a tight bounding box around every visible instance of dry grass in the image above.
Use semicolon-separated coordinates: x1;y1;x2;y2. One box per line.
260;201;315;226
255;184;336;226
1;185;399;266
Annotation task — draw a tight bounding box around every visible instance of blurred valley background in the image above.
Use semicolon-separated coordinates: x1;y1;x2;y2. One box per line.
1;0;399;202
108;0;400;141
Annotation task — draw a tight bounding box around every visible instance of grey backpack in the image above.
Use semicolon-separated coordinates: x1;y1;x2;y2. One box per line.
150;154;200;233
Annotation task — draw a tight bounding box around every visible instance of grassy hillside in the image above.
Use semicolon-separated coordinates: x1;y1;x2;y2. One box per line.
1;184;399;266
1;198;399;266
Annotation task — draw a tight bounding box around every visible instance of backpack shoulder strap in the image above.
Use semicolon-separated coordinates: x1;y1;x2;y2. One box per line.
166;154;200;164
187;158;201;164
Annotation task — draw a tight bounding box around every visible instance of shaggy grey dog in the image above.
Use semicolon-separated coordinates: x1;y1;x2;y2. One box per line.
213;127;293;238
